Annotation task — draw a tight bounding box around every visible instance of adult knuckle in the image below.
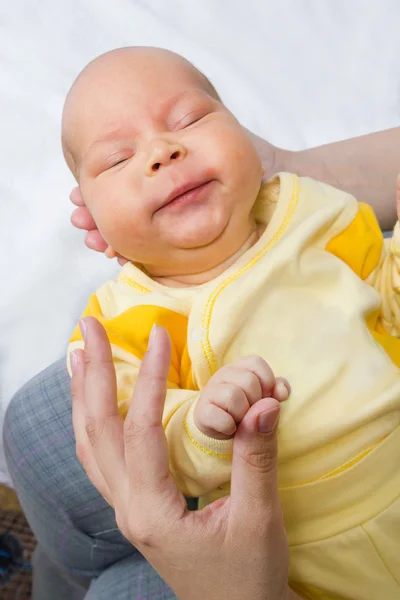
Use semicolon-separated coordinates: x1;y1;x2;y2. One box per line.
140;359;164;383
131;523;157;548
84;415;103;448
83;352;94;368
244;444;278;473
70;380;79;401
123;417;147;451
84;353;113;370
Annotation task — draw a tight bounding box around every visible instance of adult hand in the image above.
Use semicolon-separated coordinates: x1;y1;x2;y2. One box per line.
71;317;300;600
70;187;129;266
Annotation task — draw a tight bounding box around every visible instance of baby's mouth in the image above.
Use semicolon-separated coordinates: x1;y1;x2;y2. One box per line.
156;180;215;213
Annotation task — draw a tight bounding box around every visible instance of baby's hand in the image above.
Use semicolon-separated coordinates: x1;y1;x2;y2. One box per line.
193;356;290;440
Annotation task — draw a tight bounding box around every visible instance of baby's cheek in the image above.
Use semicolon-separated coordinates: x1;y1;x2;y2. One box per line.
99;205;153;257
210;122;261;189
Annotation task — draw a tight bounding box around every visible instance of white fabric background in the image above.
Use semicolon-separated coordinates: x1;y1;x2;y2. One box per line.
1;0;400;486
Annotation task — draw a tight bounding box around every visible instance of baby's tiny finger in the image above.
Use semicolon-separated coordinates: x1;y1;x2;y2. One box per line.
117;257;129;266
272;377;291;402
196;403;237;440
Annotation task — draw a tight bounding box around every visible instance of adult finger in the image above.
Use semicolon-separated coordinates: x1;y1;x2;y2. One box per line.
71;206;97;231
105;246;117;259
124;326;175;494
117;257;129;266
70;187;85;206
70;349;113;505
229;397;282;519
79;317;128;498
229;398;291;600
85;230;109;252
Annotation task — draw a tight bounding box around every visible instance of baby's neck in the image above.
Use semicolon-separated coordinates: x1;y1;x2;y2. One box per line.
151;223;266;289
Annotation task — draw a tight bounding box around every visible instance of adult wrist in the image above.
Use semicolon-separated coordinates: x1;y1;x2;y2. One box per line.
245;127;292;179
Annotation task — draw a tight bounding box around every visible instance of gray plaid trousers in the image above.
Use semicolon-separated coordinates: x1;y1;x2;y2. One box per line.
3;358;179;600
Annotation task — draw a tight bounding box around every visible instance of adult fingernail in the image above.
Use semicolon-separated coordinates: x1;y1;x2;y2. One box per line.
258;409;279;433
148;324;157;351
71;351;79;374
79;319;87;342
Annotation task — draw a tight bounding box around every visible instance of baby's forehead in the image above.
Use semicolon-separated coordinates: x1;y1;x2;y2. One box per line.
62;49;220;169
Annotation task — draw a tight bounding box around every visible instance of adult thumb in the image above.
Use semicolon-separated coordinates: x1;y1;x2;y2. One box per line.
229;398;281;515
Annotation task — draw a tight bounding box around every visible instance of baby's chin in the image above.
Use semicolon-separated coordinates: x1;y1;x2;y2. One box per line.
161;210;229;250
120;222;225;262
129;233;231;278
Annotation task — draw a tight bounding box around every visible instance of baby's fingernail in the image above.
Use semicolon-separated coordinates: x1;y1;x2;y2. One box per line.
258;409;279;433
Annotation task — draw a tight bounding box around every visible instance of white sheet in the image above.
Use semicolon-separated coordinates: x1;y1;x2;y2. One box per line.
1;0;400;486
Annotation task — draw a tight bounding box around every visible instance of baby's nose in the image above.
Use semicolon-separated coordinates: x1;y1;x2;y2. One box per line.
145;140;186;176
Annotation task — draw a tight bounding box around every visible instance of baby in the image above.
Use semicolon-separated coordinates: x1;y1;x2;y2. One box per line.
63;47;400;599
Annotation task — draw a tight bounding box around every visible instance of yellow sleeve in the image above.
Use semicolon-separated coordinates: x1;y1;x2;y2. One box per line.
326;203;400;362
164;399;233;497
325;202;384;281
67;286;233;497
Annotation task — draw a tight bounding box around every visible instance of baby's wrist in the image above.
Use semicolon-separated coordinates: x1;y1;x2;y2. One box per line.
184;403;234;457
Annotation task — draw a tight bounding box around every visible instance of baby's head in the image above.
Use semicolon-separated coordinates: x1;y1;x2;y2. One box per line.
62;47;263;281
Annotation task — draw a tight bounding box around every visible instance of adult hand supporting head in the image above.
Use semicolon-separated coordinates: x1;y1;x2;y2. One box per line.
70;187;128;265
71;317;299;600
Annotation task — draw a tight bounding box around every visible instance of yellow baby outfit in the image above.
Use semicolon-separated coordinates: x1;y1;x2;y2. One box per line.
68;173;400;599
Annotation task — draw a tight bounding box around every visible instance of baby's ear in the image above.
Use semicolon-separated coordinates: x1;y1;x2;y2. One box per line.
105;245;117;259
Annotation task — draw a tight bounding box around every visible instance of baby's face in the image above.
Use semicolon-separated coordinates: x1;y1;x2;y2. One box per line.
63;49;263;277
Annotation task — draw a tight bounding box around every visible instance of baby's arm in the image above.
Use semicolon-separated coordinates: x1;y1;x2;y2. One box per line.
66;290;217;496
67;282;288;497
166;357;289;497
